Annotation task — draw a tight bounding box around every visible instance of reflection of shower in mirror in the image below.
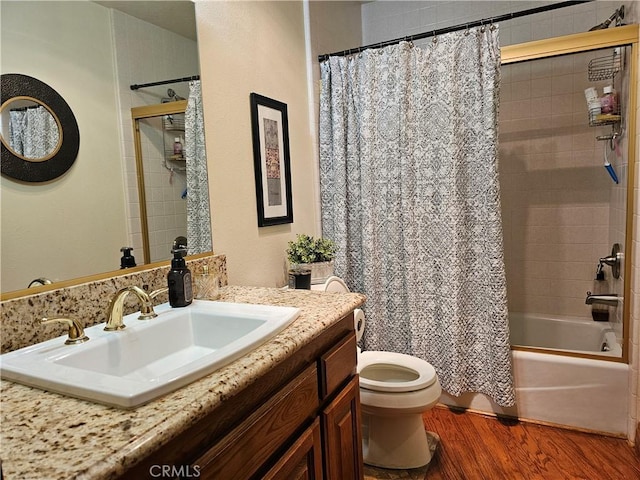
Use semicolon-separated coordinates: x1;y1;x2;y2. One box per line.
166;88;185;101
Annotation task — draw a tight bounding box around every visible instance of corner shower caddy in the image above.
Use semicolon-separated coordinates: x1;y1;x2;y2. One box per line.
587;48;623;133
162;112;186;162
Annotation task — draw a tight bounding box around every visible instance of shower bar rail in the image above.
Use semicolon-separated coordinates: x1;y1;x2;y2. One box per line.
318;0;593;62
130;75;201;91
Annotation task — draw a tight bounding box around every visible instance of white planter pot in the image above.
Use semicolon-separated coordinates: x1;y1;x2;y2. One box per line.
295;261;334;285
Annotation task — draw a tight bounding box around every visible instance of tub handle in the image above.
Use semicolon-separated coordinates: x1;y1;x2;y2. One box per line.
599;243;622;279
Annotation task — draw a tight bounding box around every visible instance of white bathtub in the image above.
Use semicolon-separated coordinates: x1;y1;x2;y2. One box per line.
508;311;622;357
439;312;628;435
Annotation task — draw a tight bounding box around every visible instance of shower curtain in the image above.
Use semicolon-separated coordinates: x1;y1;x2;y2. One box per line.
319;28;515;407
9;106;59;158
185;80;212;254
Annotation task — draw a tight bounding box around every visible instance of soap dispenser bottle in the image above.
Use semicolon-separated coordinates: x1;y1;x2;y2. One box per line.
168;239;192;308
120;247;137;269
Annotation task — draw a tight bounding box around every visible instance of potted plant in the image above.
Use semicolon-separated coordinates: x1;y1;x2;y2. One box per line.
286;234;336;286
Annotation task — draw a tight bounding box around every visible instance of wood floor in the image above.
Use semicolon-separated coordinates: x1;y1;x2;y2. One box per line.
363;406;640;480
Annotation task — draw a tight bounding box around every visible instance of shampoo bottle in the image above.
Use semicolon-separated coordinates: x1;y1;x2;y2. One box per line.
168;245;193;307
600;86;618;115
173;137;183;156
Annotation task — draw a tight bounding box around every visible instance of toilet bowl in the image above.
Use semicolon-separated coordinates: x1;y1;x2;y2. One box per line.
322;276;442;469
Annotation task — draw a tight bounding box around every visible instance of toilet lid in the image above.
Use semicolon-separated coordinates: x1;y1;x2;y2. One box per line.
358;350;438;393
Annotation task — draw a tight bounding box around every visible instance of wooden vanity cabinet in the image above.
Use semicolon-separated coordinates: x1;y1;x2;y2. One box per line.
121;312;363;480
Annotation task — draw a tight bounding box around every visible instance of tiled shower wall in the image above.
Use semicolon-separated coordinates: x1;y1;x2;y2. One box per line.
500;51;625;329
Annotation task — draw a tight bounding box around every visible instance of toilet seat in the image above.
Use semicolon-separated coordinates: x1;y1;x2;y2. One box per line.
358;351;437;393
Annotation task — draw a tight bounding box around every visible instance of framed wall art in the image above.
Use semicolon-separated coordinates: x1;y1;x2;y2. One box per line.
250;93;293;227
1;73;80;182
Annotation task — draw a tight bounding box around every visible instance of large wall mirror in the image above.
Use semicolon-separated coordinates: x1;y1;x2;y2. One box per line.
0;0;212;295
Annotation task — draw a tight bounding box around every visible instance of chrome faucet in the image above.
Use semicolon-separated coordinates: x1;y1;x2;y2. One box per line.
105;286;158;331
585;291;619;307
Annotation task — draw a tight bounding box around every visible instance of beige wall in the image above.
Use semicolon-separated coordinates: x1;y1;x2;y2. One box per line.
0;1;127;292
196;0;321;287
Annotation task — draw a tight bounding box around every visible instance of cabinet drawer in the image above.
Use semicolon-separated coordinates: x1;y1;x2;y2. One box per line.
194;364;319;480
319;332;357;400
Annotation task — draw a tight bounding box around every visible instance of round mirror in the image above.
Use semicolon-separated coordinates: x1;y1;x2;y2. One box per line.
1;74;79;182
0;96;61;161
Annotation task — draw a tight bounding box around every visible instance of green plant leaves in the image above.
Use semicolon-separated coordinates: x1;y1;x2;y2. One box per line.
286;234;336;264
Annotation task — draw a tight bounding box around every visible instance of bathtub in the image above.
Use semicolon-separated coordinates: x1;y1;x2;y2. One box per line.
508;312;622;357
439;312;629;435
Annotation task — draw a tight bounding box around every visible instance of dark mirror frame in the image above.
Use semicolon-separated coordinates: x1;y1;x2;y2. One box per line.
1;74;80;182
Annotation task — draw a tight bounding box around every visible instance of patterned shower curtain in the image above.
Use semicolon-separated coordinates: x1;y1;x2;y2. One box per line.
319;28;515;407
9;106;59;158
185;80;212;254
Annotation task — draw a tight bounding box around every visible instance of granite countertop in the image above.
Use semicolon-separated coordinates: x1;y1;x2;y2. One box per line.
0;286;366;480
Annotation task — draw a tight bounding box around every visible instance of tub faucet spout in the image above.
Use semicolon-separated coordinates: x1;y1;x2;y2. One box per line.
585;291;619;306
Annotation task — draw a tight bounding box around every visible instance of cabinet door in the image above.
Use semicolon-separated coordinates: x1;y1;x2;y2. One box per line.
322;376;363;480
194;365;319;480
262;418;323;480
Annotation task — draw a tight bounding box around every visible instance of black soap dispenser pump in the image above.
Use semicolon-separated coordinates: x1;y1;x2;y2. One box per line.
168;237;192;308
120;247;137;269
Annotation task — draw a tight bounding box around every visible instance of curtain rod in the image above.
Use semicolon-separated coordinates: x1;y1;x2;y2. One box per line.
318;1;592;62
130;75;200;91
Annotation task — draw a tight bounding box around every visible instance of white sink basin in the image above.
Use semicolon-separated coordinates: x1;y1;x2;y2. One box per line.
0;300;300;408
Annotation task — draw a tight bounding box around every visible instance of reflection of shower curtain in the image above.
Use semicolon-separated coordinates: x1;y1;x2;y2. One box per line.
9;106;59;158
319;28;515;407
185;80;212;254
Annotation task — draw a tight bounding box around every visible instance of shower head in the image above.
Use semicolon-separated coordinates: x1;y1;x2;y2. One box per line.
166;88;185;101
589;5;624;31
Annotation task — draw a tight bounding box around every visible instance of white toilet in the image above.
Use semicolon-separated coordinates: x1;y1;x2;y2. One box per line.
322;276;442;469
